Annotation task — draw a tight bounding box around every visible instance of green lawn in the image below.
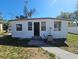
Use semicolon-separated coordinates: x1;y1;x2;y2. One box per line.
0;36;55;59
61;33;78;54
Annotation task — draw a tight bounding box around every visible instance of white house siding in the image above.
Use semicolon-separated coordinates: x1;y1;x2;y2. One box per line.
11;21;33;38
10;19;68;39
52;20;68;38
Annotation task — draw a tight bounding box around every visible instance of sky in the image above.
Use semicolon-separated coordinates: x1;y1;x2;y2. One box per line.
0;0;77;20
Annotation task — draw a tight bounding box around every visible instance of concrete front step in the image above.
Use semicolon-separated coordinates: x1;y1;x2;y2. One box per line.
28;40;47;46
32;36;42;40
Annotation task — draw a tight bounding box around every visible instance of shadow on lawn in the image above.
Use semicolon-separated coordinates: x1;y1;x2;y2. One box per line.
0;36;68;47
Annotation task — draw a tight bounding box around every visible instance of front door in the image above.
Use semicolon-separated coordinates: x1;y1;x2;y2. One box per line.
34;22;40;36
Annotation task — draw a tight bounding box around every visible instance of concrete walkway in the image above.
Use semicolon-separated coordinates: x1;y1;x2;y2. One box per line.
0;34;78;59
28;40;78;59
42;47;78;59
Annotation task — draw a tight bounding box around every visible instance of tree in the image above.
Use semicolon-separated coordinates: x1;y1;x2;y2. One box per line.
16;0;36;19
56;12;71;19
16;16;19;19
56;11;78;26
69;2;78;24
3;21;9;32
27;9;35;18
23;0;36;18
23;1;28;18
69;11;78;25
0;12;3;20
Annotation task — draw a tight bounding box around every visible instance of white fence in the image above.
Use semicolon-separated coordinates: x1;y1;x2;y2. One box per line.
68;26;78;34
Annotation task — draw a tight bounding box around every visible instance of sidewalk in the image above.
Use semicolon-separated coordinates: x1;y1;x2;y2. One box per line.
42;47;78;59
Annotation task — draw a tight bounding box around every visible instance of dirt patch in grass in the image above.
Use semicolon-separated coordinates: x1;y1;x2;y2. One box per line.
0;45;55;59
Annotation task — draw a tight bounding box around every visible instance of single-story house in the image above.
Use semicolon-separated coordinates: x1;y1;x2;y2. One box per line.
9;17;69;41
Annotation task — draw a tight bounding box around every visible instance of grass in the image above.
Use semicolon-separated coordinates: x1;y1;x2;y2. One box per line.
0;46;55;59
43;50;55;59
0;32;4;35
0;36;55;59
61;33;78;54
47;33;78;54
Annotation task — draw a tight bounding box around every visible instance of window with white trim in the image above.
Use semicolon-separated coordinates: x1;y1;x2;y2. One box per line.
41;22;46;31
16;24;22;31
54;21;61;31
28;22;32;31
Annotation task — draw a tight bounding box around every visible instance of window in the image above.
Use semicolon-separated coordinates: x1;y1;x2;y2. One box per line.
28;22;32;31
54;21;61;31
41;22;46;31
16;24;22;31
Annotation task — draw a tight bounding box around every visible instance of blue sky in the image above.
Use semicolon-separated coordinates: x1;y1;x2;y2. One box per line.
0;0;77;20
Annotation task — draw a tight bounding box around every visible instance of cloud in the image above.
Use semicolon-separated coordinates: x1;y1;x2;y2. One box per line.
49;0;57;7
49;0;57;8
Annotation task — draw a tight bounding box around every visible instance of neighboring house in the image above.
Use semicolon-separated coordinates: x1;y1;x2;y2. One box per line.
0;21;3;33
68;21;78;34
9;17;68;41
